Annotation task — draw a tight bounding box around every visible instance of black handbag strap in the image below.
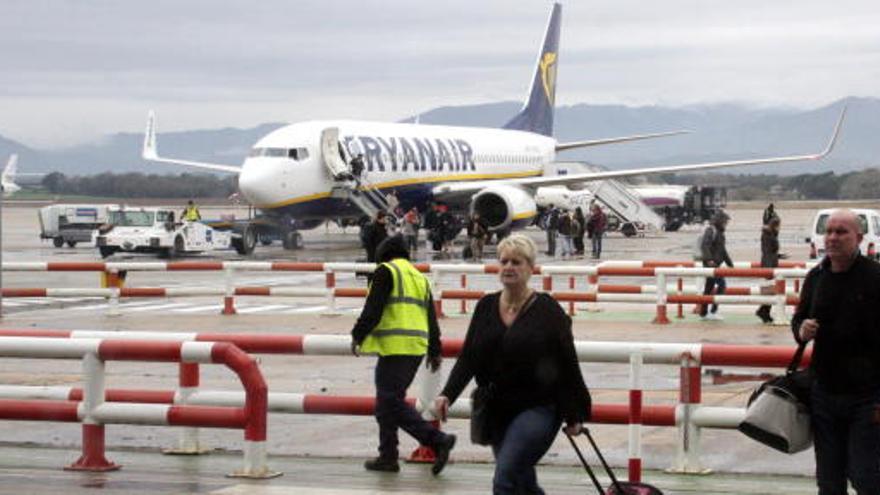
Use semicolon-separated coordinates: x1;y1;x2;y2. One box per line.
786;341;807;376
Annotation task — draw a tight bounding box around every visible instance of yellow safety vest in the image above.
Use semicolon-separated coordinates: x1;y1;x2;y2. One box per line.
183;206;200;221
360;258;431;356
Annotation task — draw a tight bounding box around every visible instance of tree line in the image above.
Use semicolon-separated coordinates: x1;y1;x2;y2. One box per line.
41;172;238;198
652;168;880;201
38;167;880;201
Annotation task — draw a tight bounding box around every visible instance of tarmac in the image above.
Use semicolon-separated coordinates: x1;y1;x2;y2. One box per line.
0;200;860;494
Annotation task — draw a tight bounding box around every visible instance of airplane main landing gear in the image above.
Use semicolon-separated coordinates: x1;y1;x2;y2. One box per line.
232;224;257;255
282;231;303;250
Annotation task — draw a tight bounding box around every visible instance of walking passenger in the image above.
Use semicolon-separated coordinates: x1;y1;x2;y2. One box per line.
433;234;591;494
700;211;733;320
791;209;880;494
466;212;489;261
558;210;576;258
586;203;606;259
756;216;784;324
544;204;559;256
573;206;586;255
350;235;457;475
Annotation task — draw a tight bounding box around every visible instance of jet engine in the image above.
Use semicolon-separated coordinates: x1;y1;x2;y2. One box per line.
470;185;537;232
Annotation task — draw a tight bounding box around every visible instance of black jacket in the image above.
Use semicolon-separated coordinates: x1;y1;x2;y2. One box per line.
441;292;591;431
760;226;780;268
700;224;733;267
791;254;880;393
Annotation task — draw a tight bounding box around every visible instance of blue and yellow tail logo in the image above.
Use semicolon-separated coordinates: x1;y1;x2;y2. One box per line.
540;51;557;105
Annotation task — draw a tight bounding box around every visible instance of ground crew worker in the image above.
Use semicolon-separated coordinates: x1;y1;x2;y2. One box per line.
350;235;456;476
182;200;201;221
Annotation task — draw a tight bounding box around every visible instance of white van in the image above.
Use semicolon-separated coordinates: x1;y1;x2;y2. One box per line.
807;208;880;260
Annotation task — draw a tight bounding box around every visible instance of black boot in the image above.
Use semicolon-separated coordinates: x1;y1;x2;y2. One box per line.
431;434;456;476
364;457;400;472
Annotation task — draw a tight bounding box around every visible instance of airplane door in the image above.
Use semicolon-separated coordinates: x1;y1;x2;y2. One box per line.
320;127;349;179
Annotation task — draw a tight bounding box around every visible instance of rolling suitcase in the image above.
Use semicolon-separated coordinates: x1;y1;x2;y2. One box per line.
565;428;663;495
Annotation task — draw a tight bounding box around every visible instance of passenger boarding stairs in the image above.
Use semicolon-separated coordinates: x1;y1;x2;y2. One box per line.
320;127;398;221
548;161;663;234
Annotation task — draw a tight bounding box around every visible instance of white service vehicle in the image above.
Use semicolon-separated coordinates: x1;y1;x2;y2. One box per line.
806;208;880;260
96;207;232;258
38;204;116;247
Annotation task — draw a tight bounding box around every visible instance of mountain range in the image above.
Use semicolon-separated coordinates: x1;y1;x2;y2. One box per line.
1;97;877;177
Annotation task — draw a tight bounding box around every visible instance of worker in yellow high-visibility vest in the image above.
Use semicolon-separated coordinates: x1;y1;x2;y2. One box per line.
350;234;456;476
182;200;201;222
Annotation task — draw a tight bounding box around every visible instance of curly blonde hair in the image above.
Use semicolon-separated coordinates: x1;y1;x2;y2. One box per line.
496;233;537;266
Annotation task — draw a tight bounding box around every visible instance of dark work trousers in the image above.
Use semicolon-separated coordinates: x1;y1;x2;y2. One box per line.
491;404;560;494
811;382;880;495
700;276;727;316
374;355;441;460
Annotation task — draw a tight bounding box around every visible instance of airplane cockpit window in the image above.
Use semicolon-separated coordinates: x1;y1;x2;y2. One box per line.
288;148;309;161
249;147;309;161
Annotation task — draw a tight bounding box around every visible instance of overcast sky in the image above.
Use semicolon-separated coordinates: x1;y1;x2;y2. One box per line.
1;0;878;148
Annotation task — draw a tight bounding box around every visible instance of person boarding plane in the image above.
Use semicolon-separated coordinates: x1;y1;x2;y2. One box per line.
142;3;844;254
1;154;20;197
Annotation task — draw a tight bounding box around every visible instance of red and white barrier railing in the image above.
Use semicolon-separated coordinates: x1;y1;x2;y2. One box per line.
0;336;276;478
0;328;810;475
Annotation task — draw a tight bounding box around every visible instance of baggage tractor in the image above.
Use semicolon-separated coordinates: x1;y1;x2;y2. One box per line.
565;428;663;495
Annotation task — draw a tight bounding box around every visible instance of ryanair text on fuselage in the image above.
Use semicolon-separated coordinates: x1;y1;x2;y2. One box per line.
342;135;475;173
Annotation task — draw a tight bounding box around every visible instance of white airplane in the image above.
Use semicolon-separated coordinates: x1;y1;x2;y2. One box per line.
143;3;844;254
1;154;20;197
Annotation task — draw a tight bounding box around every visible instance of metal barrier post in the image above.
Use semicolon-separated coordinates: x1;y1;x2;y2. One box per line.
568;276;576;316
669;353;709;474
772;276;789;326
165;363;209;455
66;352;119;471
628;352;643;482
676;277;684;319
460;274;467;314
586;274;599;312
222;266;236;315
407;354;443;463
432;268;444;319
653;273;670;324
325;268;338;313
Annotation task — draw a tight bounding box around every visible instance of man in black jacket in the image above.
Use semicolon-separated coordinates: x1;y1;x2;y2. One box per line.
791;209;880;495
699;211;734;320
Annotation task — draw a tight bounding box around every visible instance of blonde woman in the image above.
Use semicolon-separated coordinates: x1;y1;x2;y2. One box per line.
434;233;591;494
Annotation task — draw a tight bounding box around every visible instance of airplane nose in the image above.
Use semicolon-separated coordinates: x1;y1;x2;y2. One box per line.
238;160;274;205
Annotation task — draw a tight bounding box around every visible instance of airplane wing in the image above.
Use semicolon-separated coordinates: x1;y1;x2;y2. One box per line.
433;107;845;197
2;154;18;183
142;111;242;173
555;130;690;152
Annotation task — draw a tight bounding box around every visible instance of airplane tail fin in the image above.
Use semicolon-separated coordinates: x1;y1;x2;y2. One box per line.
2;154;18;184
502;2;561;137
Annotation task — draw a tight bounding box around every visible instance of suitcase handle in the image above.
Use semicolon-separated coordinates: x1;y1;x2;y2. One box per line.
565;428;628;495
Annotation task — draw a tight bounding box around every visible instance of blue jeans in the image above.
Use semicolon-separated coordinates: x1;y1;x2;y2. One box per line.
591;233;603;258
700;276;726;315
491;405;560;494
811;382;880;495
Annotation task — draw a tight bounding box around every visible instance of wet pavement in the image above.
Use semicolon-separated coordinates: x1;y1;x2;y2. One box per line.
0;200;861;493
0;444;821;495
